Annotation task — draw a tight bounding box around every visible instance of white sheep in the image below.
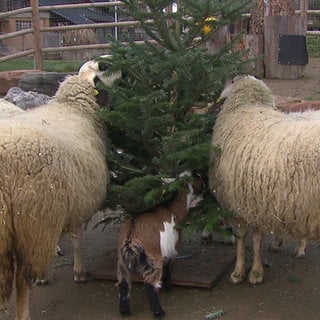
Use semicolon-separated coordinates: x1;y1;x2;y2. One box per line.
209;75;320;285
117;173;203;317
0;60;112;320
0;99;25;116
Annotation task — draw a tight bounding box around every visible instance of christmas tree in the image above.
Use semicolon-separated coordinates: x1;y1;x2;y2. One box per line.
98;0;251;231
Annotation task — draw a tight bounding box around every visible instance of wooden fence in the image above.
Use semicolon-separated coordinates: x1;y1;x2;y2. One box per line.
0;0;319;71
0;1;134;69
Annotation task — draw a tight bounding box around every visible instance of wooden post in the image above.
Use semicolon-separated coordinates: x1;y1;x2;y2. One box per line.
264;16;306;79
31;0;43;70
300;0;308;34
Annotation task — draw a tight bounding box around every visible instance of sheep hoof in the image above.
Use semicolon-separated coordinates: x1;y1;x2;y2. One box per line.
34;278;49;286
267;244;281;252
74;271;87;283
56;245;64;256
295;251;306;258
229;271;245;284
248;271;264;285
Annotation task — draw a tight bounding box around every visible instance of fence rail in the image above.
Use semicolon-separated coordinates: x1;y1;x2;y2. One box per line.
0;1;134;68
0;1;319;70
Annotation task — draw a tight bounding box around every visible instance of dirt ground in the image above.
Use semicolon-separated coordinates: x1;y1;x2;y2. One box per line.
2;58;320;320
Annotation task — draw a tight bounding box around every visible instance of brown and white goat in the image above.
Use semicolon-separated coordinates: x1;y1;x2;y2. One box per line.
117;174;202;317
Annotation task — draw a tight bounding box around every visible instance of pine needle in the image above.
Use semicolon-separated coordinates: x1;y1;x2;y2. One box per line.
204;309;225;319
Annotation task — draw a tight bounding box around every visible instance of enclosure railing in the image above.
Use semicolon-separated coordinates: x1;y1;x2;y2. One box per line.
0;0;319;70
0;1;130;68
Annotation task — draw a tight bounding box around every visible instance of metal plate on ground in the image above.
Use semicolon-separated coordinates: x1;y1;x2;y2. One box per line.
88;238;235;289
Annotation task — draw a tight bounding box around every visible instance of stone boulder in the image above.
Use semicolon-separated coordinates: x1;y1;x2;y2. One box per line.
19;72;72;96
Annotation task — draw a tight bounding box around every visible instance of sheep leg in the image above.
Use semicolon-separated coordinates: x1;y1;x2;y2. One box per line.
248;230;264;284
35;271;49;286
268;234;283;252
144;283;165;317
35;244;63;285
15;269;31;320
295;239;307;258
69;228;87;283
229;224;247;284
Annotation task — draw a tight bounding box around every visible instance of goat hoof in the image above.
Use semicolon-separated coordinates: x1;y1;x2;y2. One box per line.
120;310;130;316
120;301;130;316
162;284;172;293
153;308;165;318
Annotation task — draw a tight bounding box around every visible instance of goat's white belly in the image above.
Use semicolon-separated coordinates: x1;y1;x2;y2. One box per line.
160;216;179;259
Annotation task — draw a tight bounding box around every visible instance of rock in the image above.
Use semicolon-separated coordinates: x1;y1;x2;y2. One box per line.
5;87;51;109
19;72;72;96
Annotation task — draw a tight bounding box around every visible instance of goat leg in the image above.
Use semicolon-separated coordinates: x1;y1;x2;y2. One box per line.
162;259;174;292
118;279;130;315
144;283;165;317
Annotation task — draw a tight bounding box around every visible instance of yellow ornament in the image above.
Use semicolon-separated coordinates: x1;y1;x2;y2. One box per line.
205;16;217;22
202;16;216;35
202;24;213;35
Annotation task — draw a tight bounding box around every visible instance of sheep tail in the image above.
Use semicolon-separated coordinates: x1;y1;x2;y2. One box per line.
0;217;14;303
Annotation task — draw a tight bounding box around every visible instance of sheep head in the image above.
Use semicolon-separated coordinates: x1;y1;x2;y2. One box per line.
219;75;276;110
78;60;121;107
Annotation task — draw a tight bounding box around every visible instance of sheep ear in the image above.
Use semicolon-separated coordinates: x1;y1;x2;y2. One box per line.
78;60;100;86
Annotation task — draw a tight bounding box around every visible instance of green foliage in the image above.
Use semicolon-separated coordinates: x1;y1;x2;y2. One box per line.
181;191;234;238
100;0;250;223
0;59;82;72
307;35;320;58
205;309;226;319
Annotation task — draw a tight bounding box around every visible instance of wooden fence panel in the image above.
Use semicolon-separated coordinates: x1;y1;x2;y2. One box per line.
264;16;307;79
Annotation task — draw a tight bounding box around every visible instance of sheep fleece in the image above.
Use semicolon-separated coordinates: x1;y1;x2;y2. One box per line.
0;75;109;302
209;76;320;240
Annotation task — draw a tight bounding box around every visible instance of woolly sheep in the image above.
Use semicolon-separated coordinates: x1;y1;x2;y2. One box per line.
0;99;25;116
0;93;67;272
0;60;112;320
209;75;320;285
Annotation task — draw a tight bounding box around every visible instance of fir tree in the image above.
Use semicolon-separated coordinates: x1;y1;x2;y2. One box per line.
98;0;251;230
